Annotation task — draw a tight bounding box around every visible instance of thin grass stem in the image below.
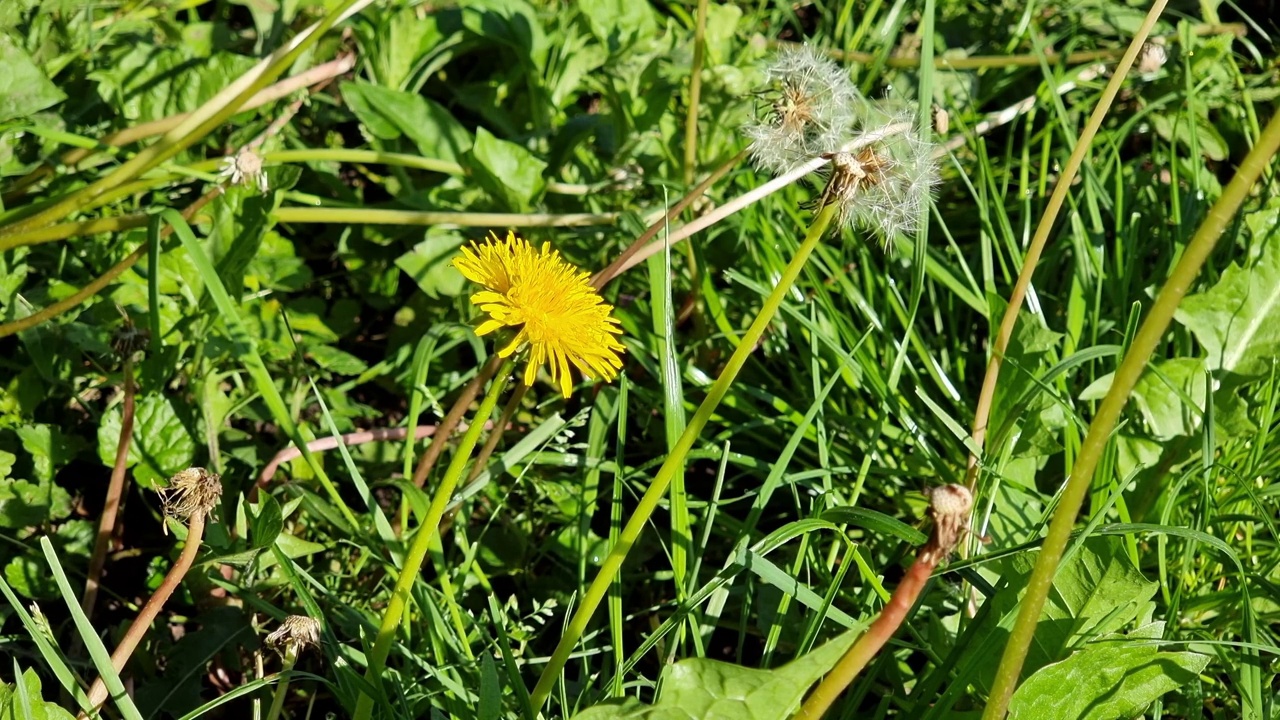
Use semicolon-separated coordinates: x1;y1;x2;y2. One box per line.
963;0;1170;491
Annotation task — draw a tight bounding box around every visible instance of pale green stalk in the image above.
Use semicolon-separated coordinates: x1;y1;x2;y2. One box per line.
352;357;516;720
528;202;841;711
982;106;1280;720
964;0;1170;490
272;207;617;227
264;647;299;720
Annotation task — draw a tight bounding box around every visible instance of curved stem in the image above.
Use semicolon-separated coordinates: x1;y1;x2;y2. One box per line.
795;555;937;718
83;512;206;715
982;106;1280;720
352;356;516;720
528;202;841;711
962;1;1169;491
81;358;136;620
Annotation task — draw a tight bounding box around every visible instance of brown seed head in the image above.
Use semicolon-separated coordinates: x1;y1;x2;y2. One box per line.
923;484;973;563
266;615;322;660
159;467;223;526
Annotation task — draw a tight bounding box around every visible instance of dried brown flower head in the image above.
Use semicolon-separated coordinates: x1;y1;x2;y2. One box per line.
159;467;223;526
923;483;973;563
266;615;322;660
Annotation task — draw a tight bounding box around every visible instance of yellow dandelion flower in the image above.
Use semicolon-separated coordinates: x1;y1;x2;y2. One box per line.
454;231;626;398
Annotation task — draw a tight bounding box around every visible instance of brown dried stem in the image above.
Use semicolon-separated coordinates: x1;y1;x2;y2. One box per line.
794;485;973;719
80;357;136;620
82;510;208;715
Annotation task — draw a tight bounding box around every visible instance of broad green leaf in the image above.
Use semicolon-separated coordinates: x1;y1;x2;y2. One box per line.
703;3;743;64
341;81;472;162
1008;627;1209;719
14;424;75;484
88;44;255;122
576;0;658;51
1175;201;1280;382
369;6;448;89
249;493;284;550
395;230;468;299
0;33;64;122
571;628;859;719
3;555;57;599
949;538;1157;700
96;393;197;490
1081;358;1254;440
0;667;76;720
0;474;67;529
463;127;548;211
306;345;369;376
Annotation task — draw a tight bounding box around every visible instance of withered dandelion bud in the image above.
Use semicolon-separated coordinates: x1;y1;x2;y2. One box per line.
266;615;322;660
923;483;973;563
159;467;223;526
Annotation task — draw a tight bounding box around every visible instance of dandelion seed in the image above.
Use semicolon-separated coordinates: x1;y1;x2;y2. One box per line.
159;467;222;527
219;148;269;193
453;231;626;398
744;45;864;173
266;615;322;660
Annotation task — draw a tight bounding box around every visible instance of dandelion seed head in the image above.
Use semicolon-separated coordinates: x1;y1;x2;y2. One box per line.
821;111;938;249
159;467;222;526
744;45;864;174
923;483;973;562
453;232;626;398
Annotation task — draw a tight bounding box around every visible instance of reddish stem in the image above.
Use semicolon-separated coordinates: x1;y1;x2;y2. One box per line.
82;513;207;716
81;358;136;619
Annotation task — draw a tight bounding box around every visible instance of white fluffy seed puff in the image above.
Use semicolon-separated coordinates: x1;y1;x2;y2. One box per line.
819;109;938;247
743;45;865;174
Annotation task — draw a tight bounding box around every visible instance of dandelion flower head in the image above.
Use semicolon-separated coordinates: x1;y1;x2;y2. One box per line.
454;232;625;397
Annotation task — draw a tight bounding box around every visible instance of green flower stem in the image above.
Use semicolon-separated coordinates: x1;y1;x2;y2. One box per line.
682;0;709;186
272;207;618;228
528;201;841;711
264;647;300;720
265;149;463;175
982;107;1280;720
352;356;517;720
962;0;1169;490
